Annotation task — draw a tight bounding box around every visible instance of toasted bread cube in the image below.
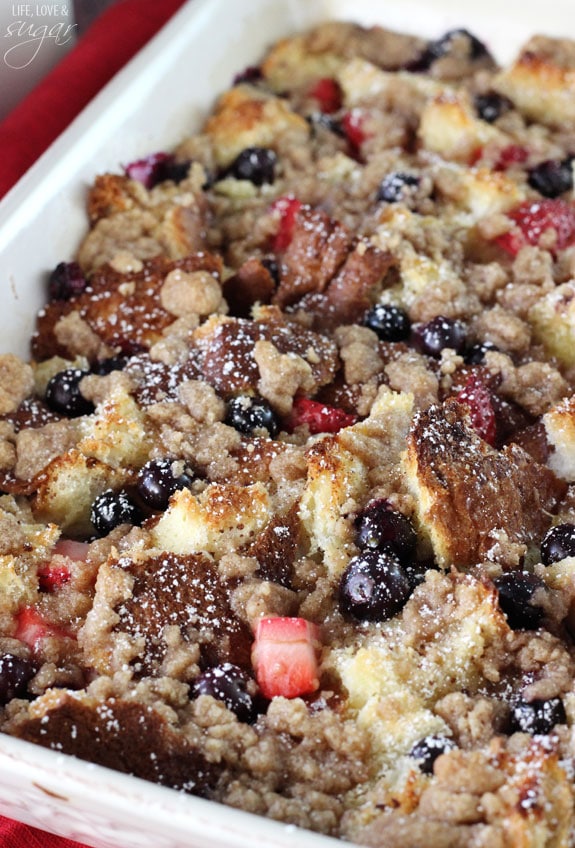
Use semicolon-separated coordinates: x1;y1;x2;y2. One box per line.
404;401;563;568
203;87;309;168
78;386;150;469
436;163;525;220
419;93;505;163
32;450;129;537
543;395;575;481
494;35;575;126
151;483;271;557
529;281;575;368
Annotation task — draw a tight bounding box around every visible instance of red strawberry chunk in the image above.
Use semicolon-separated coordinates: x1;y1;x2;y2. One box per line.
341;109;368;154
270;195;302;252
15;607;72;651
287;396;358;434
124;152;171;189
494;144;529;171
309;77;343;114
495;199;575;256
251;616;320;699
456;373;496;446
38;563;71;593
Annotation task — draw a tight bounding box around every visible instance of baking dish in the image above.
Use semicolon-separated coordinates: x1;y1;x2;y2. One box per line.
0;0;573;845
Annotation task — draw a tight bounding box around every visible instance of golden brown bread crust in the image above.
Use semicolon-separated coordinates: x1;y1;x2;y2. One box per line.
405;400;566;567
33;253;223;361
12;692;219;795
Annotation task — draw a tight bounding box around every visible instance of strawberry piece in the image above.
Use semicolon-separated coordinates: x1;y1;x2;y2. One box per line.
494;144;528;171
495;199;575;256
270;195;302;252
309;77;343;114
251;616;320;699
53;539;90;561
287;396;358;434
456;373;496;446
341;109;368;155
15;607;72;651
37;563;71;593
124;152;171;189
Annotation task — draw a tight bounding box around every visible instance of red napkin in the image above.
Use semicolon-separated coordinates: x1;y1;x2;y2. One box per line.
0;0;188;844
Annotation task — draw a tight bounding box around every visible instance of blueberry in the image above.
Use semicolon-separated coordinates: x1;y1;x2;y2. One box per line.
464;341;499;364
376;173;420;204
528;158;574;199
225;396;279;438
409;734;457;774
474;92;513;124
45;369;94;418
410;29;490;72
228;147;277;186
192;663;256;723
48;261;87;301
155;158;191;185
363;303;411;342
307;112;345;136
0;653;37;705
261;256;280;285
233;65;263;85
355;500;417;561
339;549;411;622
137;458;194;511
90;489;142;537
509;697;566;735
91;356;129;376
540;523;575;565
413;316;466;357
494;572;545;630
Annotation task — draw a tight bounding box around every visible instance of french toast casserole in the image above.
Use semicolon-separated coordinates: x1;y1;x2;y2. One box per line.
3;18;575;848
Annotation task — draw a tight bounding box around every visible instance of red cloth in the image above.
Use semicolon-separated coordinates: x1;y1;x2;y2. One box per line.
0;1;188;844
0;0;189;199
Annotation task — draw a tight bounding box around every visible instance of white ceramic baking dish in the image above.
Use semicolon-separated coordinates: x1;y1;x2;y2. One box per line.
0;0;573;845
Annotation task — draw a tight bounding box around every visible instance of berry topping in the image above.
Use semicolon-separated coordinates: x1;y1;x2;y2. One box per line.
286;396;357;435
37;562;71;593
90;489;142;537
376;172;420;204
527;157;574;198
137;458;194;511
456;373;496;445
474;91;513;123
494;572;546;630
413;316;466;357
192;663;257;723
494;144;529;171
44;368;94;418
495;199;575;255
540;523;575;565
339;549;411;622
91;355;129;376
251;616;320;700
355;500;417;561
410;28;490;72
309;77;343;114
48;261;87;301
342;109;368;154
123;152;190;188
270;195;302;252
233;65;263;85
228;146;277;186
409;734;457;774
225;396;279;438
0;653;37;705
509;697;566;735
15;607;71;650
363;303;411;342
464;341;499;364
